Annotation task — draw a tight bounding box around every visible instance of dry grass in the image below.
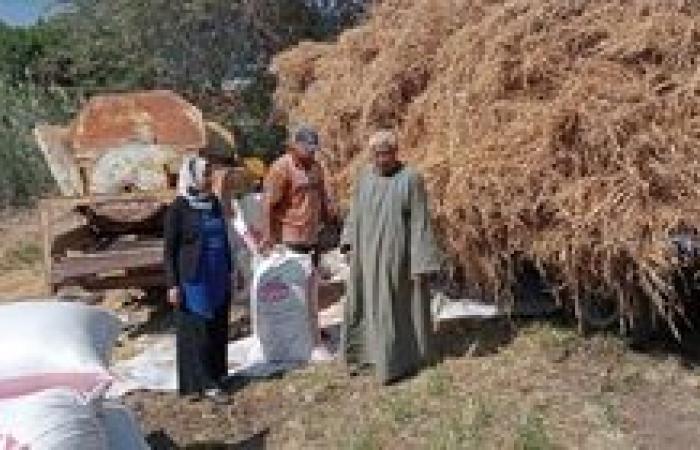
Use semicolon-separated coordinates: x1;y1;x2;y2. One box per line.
273;0;700;334
1;210;698;448
125;321;700;449
0;210;45;301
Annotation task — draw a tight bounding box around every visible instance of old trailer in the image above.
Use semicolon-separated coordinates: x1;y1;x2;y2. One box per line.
35;90;260;297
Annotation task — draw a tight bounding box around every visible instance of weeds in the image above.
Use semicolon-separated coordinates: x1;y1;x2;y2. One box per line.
0;240;41;271
515;411;553;450
427;397;493;450
427;366;453;397
601;400;620;429
345;426;380;450
382;392;420;424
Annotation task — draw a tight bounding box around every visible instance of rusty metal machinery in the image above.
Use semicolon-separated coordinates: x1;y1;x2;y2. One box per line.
35;90;266;296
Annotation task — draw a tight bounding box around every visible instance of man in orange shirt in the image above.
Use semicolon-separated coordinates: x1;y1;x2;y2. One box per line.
261;125;334;359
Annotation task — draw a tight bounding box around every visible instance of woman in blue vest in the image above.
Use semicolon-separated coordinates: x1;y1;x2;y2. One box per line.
164;155;232;402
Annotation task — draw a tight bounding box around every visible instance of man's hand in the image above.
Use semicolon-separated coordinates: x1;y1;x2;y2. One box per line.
167;287;181;308
340;243;352;264
414;272;439;288
258;237;276;257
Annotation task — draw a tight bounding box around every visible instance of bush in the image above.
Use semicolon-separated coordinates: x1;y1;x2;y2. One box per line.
0;79;73;208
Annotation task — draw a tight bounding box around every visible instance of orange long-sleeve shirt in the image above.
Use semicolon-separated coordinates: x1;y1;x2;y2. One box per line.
263;154;332;246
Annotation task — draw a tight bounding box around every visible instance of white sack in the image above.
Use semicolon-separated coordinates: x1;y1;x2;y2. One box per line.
0;388;108;450
101;403;150;450
232;193;264;254
0;302;121;381
251;250;314;363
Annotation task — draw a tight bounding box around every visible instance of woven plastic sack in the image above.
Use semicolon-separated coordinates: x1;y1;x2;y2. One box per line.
0;388;108;450
101;402;150;450
0;302;121;400
251;249;314;362
232;193;264;254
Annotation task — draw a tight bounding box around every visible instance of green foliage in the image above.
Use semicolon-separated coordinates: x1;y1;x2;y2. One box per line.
33;0;346;158
0;21;75;207
0;0;365;207
0;78;74;208
0;23;61;86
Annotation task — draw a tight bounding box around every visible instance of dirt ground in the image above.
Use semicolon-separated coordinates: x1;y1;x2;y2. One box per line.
114;320;700;450
0;210;46;299
3;213;700;449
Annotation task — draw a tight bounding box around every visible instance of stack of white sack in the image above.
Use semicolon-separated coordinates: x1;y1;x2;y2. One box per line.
0;301;149;450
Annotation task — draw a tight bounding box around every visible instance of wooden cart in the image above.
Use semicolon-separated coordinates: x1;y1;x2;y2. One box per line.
39;192;174;296
35;90;258;299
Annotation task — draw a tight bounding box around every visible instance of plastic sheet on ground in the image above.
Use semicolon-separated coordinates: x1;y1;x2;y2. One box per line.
108;286;504;398
431;296;499;320
107;303;343;399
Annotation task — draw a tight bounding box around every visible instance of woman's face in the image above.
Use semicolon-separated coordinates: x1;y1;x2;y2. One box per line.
197;163;213;193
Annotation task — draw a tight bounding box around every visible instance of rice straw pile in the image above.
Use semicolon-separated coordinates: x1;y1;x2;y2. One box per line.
273;0;700;335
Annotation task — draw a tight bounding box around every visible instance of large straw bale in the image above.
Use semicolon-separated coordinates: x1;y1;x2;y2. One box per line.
273;0;700;332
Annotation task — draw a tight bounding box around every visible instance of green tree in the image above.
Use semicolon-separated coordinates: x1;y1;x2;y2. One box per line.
32;0;333;159
0;22;74;207
0;22;61;85
0;0;366;206
0;79;74;207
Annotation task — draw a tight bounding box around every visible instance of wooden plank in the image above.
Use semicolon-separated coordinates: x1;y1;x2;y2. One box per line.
51;246;164;283
50;225;97;257
40;191;176;209
105;238;163;251
62;273;165;291
40;205;55;295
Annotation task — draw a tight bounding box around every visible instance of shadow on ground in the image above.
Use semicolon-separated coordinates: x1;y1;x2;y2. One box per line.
434;316;516;360
148;428;269;450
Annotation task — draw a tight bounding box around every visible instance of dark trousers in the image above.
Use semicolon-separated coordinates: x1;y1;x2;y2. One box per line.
175;304;229;395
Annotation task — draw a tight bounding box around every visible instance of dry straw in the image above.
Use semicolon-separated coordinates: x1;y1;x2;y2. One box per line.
272;0;700;336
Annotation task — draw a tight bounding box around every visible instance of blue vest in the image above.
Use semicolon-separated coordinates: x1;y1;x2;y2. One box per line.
182;208;231;318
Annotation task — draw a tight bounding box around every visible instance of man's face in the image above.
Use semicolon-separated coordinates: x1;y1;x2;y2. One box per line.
373;145;399;174
291;143;315;166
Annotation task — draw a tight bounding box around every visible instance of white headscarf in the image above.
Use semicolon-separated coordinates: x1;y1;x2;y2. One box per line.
368;129;398;152
178;155;212;209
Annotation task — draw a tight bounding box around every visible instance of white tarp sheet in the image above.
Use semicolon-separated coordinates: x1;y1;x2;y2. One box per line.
107;296;500;398
107;302;343;399
431;295;499;320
